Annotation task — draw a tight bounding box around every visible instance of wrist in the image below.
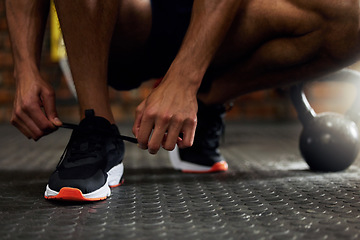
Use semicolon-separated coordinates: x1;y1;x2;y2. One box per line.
167;59;205;91
164;69;203;96
13;61;40;80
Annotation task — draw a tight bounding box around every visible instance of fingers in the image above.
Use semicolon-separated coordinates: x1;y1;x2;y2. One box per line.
147;116;171;154
137;113;156;151
136;111;197;155
132;100;145;139
11;117;32;139
11;107;50;140
177;117;197;149
41;89;62;127
161;116;185;151
11;94;60;141
133;84;198;154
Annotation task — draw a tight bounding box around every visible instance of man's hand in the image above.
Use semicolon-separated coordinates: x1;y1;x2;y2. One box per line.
11;71;62;140
132;75;198;154
6;0;59;140
133;0;243;154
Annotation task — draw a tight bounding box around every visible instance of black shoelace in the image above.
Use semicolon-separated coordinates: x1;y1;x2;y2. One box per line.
57;122;137;167
60;123;138;144
67;134;103;162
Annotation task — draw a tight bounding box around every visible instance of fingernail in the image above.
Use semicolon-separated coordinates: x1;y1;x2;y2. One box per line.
149;149;157;155
53;117;62;126
137;143;147;150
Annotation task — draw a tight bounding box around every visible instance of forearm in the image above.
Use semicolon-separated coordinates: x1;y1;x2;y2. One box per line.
134;1;244;152
5;0;50;76
168;0;242;89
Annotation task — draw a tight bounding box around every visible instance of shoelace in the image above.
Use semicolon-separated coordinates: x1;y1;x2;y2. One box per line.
60;122;138;144
68;134;103;162
57;129;109;166
57;122;136;166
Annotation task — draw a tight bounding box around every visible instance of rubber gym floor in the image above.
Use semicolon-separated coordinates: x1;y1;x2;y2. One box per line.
1;121;360;240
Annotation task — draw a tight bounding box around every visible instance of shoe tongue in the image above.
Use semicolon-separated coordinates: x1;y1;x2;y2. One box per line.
78;109;112;131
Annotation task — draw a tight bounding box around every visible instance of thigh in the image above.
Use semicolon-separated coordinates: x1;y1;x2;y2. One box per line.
212;0;359;69
212;0;322;68
108;0;194;90
202;0;360;103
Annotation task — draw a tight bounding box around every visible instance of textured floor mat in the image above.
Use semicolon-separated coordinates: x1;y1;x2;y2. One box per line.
1;122;360;240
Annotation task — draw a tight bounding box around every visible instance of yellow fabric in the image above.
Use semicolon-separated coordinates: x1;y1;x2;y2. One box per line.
50;0;66;62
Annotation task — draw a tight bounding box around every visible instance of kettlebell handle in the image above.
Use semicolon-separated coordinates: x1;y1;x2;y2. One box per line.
291;69;360;124
290;83;316;124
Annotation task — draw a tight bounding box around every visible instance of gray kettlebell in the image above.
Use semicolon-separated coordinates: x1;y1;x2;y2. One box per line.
290;69;360;172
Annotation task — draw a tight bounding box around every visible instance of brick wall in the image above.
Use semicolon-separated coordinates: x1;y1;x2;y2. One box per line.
0;0;12;123
0;0;358;125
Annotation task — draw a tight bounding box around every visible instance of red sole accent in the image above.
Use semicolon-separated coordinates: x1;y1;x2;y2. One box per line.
45;187;107;202
109;178;125;188
182;161;229;174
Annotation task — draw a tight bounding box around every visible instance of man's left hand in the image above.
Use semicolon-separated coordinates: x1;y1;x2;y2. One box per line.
132;77;198;154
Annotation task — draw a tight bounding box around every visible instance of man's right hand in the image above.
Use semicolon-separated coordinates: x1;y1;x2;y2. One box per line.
11;71;62;140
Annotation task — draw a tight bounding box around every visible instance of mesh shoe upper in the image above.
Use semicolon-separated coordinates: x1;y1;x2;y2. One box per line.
47;110;124;194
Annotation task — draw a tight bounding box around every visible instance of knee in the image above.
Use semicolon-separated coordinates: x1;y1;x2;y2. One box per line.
326;32;359;64
321;7;360;64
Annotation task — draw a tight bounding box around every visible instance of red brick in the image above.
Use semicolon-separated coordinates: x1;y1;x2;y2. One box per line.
237;90;268;102
56;86;74;100
0;51;13;67
0;106;12;123
111;104;127;122
2;34;11;50
0;17;7;31
0;33;11;50
1;70;14;87
0;88;14;104
57;105;80;123
0;0;5;16
306;81;355;114
109;88;121;101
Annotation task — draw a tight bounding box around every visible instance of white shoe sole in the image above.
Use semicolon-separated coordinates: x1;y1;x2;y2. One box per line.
169;146;228;173
44;162;124;201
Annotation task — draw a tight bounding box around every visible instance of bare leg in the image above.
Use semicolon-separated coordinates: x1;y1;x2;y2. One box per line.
54;0;359;120
54;0;152;122
198;0;360;105
54;0;118;122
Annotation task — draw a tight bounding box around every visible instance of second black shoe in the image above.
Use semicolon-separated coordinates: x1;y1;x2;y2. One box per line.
44;110;125;201
169;100;228;173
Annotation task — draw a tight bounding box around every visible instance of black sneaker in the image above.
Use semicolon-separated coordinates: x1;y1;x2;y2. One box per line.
44;110;125;201
169;100;228;173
